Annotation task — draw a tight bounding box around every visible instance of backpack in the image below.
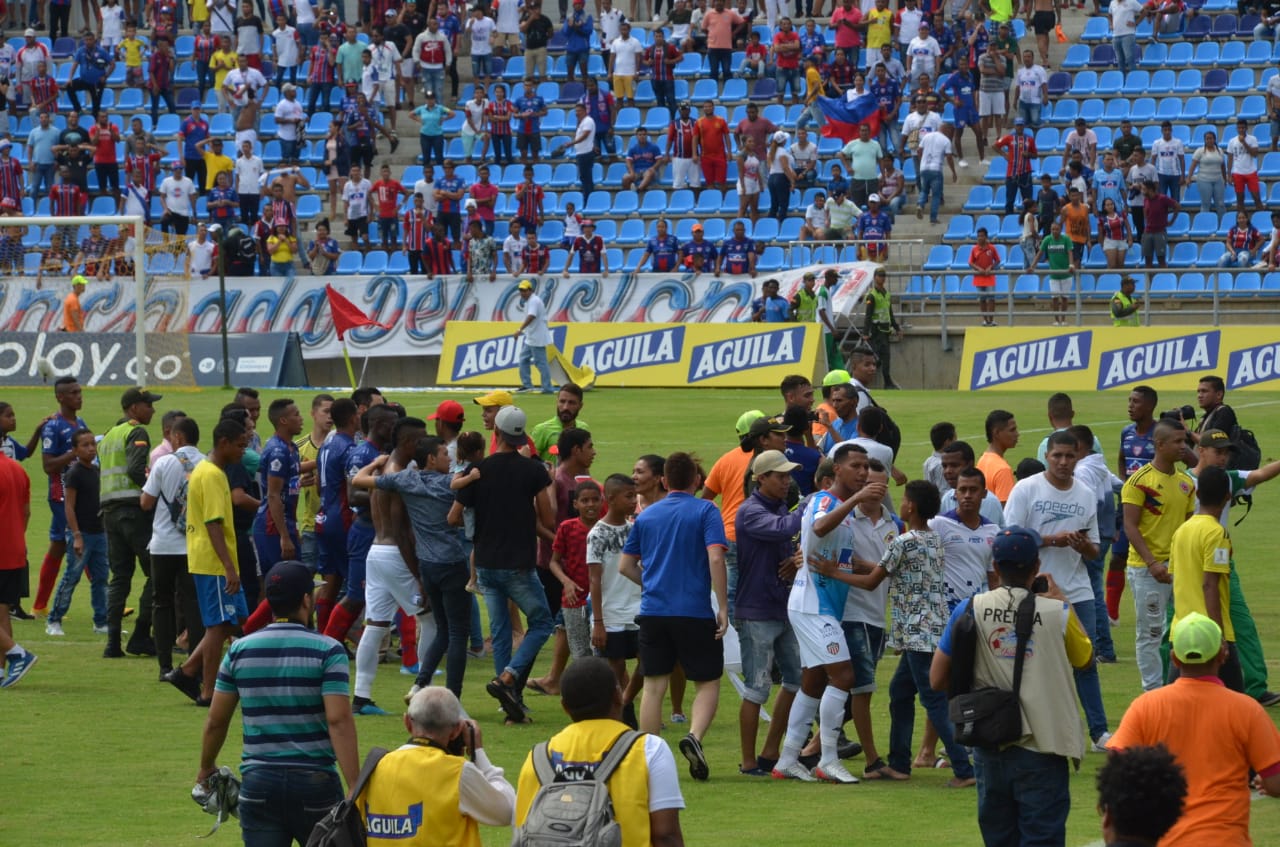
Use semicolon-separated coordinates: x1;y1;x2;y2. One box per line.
512;730;644;847
853;385;902;459
305;747;388;847
161;451;199;529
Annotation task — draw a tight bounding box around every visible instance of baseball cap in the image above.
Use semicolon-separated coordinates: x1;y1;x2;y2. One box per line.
752;449;800;476
385;7;397;13
71;274;88;286
495;405;528;446
1171;612;1223;663
735;409;766;437
1199;429;1236;451
24;27;36;36
1014;117;1026;126
822;368;851;387
991;527;1042;567
691;223;704;233
428;400;465;425
741;415;790;450
868;193;881;203
517;279;535;291
171;160;184;169
0;140;10;149
263;561;315;606
121;387;163;408
473;389;514;407
803;271;816;280
772;130;789;145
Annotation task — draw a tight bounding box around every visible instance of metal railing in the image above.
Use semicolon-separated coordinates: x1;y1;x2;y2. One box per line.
783;238;929;273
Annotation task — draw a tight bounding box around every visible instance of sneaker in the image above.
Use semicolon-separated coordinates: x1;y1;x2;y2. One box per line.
670;712;688;724
957;159;969;168
1;650;37;688
10;605;34;621
1090;731;1113;753
836;732;863;760
1257;691;1280;708
354;700;390;716
771;761;817;782
1109;617;1120;628
486;677;529;724
679;733;710;781
45;621;64;636
814;759;860;784
1096;654;1117;664
163;668;202;702
93;624;109;635
400;663;420;676
404;684;422;704
467;646;486;659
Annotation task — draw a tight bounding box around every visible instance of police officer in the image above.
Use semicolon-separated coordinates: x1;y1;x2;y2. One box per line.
1110;275;1142;327
101;387;161;659
861;267;901;389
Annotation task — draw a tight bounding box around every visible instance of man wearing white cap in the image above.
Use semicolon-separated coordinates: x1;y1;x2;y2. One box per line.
16;29;49;91
514;280;554;395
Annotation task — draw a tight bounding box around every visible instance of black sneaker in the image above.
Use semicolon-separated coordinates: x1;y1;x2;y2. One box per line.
126;635;157;657
103;644;125;658
164;668;202;702
9;605;34;621
837;732;863;760
679;733;710;781
1258;691;1280;708
486;677;529;724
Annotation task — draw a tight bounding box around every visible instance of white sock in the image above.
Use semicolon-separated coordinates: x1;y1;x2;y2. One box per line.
775;691;820;770
7;644;23;657
415;613;435;669
819;685;848;764
354;624;388;700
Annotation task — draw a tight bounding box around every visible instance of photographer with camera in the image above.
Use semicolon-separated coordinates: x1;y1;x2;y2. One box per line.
358;687;515;843
930;528;1092;847
1189;375;1237;446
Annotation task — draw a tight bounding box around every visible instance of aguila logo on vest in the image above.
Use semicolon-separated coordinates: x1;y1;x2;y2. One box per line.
571;327;685;376
366;803;424;838
686;328;805;382
450;326;569;381
970;333;1091;390
1096;331;1219;390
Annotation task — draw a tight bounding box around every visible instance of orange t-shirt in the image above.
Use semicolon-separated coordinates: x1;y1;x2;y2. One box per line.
1108;676;1280;847
969;243;1000;288
975;450;1014;503
1062;203;1091;245
811;400;837;442
703;446;751;542
695;116;730;161
63;291;83;332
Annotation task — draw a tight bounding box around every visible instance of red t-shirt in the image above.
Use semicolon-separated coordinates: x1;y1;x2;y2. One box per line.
695;116;730;160
773;30;801;68
0;453;30;570
470;181;499;222
831;6;863;48
969;242;1000;286
90;124;119;165
371;179;404;219
552;517;593;607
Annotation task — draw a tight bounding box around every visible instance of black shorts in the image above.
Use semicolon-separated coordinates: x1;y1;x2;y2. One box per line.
346;216;368;238
517;132;538;154
0;567;22;608
600;628;639;660
638;615;723;682
1033;10;1056;34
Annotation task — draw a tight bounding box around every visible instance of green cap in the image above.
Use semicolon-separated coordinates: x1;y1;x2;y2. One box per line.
1171;612;1223;663
735;410;766;438
821;369;852;388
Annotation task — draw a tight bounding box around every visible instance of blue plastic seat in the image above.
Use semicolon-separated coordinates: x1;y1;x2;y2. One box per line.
1062;44;1090;69
1069;71;1098;97
1081;17;1109;41
1104;99;1129;123
1050;99;1078;125
335;252;363;275
296;195;321;220
943;216;975;242
1233;272;1262;294
1219;40;1245;66
667;190;695;214
1225;68;1255;94
1174;69;1201;94
1239;95;1266;121
753;218;780;241
1149;273;1178;296
1243;41;1271;67
1046;71;1071;98
1014;274;1042;295
963;185;994;211
1096;71;1124;96
361;251;388;274
922;245;953;271
1212;13;1237;36
1168;242;1199;268
1196;245;1226;268
1122;70;1149;95
1181;97;1208;121
756;246;785;271
1148;70;1176;95
642;107;670;133
1138;43;1168;69
1190;43;1218;68
1167;43;1193;68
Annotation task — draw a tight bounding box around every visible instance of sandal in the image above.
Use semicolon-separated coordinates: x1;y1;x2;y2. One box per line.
526;680;553;696
863;758;909;780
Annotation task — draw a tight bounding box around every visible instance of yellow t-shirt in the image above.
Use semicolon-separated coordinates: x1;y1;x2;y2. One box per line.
119;37;146;68
190;0;209;22
1121;463;1196;567
268;236;296;263
203;151;233;190
295;434;322;535
186;459;238;576
804;66;822;105
211;49;237;89
866;8;893;49
1169;514;1233;640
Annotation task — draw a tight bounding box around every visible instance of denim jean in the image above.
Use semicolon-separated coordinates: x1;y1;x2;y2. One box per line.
470;593;484;651
518;342;553;392
416;559;472;697
775;66;801;100
271;260;295;280
1112;33;1137;74
1128;565;1171;690
1196;177;1225;216
576;151;596;198
1252;22;1280;44
299;530;318;572
974;745;1071;847
30;162;55;201
1005;171;1033;215
767;172;790;222
421;68;445;98
1016;100;1042;129
1084;555;1114;659
1070;600;1108;740
471;54;492;80
652;79;677;113
238;766;343;847
724;540;738;622
888;650;974;778
878;121;901;158
476;567;555;684
297;21;317;47
737;618;801;703
151;89;177;123
419;133;445;166
1157;173;1181;202
919;169;944;222
708;47;732;81
305;82;331;117
49;531;108;626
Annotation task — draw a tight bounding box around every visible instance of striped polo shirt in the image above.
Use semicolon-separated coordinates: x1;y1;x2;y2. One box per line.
215;622;349;772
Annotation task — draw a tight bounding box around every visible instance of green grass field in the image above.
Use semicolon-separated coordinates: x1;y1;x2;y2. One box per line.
7;384;1280;846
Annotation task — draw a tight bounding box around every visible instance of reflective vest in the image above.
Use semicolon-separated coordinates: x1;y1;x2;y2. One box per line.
792;287;818;323
360;742;480;847
867;287;892;329
99;419;144;506
1112;291;1140;327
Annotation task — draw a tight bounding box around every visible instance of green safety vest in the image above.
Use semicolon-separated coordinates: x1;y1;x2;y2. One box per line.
99;419;142;505
793;287;818;323
1112;291;1140;327
867;287;892;328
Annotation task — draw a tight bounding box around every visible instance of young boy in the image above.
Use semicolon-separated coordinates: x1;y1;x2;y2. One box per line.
922;422;956;493
45;430;108;637
550;479;602;664
587;473;641;728
739;30;768;78
118;24;148;87
968;226;1000;327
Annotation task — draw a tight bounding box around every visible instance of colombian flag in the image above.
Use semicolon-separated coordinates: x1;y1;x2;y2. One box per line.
817;93;884;145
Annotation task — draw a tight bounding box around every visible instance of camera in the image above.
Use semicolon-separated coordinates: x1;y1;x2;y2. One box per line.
1031;576;1049;594
1160;405;1196;423
807;410;820;422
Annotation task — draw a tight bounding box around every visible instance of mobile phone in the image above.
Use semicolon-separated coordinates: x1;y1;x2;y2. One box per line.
1031;576;1049;594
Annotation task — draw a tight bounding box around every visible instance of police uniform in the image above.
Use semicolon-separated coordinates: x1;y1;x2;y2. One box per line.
862;283;900;388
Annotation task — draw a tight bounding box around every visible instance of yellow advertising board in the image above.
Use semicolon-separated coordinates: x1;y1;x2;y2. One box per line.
439;322;825;388
958;327;1280;392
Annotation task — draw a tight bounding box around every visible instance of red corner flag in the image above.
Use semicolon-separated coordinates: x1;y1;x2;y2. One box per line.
325;284;391;341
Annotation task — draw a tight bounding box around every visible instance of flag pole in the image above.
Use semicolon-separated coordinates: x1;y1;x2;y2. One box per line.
341;339;358;390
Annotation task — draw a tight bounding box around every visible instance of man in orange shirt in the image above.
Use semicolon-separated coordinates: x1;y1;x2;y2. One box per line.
1059;186;1092;267
0;448;34;688
63;275;86;332
700;0;743;82
695;100;731;192
967;227;1001;327
976;409;1018;503
1108;612;1280;846
702;413;789;620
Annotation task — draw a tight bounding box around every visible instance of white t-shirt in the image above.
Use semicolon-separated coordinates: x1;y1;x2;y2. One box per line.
768;146;794;176
521;292;551;345
1268;74;1280;105
461;99;488;136
902;110;941;143
494;0;521;32
897;7;923;43
599;8;627;44
234;154;265;195
101;5;126;43
294;0;316;25
827;436;894;471
1015;65;1048;105
187;239;217;274
844;506;895;626
344;177;373;218
272;26;300;66
1111;0;1143;35
573;116;597;155
160;175;196;216
369;42;400;79
586;519;640;631
122;182;149;218
412;178;437;212
918;131;953;171
610;36;645;76
273;98;304;141
1150;137;1185;176
906;36;940;74
928;512;997;606
1002;473;1100;606
142;447;205;555
223;67;267;106
805;202;829;230
467;16;495;56
502;233;522;267
1227;134;1260;175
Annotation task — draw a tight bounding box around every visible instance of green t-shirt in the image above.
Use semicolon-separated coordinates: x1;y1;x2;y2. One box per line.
1040;234;1073;278
1188;467;1253;529
531;416;590;462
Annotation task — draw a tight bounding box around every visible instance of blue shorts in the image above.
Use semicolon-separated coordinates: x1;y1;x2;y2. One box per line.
193;573;250;626
1111;512;1129;559
317;518;349;578
252;525;301;579
955;106;979;130
343;519;375;604
49;497;68;541
738;618;802;705
842;621;885;695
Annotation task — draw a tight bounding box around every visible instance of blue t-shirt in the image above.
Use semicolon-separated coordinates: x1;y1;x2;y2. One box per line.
1092;167;1127;213
869;77;901;113
626;141;662;172
208;186;239;220
827;175;850;198
42;413;87;501
799;30;825;58
681;238;718;267
1120;422;1155;478
785;440;823;496
622;491;727;619
345;438;383;519
941;71;976;113
1;435;28;461
317;430;355;533
645;234;681;272
74;46;113;85
412;104;448;136
857;210;893;240
514;95;546;135
936;597;969;655
27;126;60;165
758;294;790;322
819;416;860;455
181;117;209;159
254;433;300;536
434;175;464;213
719;237;756;275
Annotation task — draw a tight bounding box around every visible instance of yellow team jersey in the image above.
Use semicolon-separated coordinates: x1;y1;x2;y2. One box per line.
1169;513;1233;640
268;236;296;263
203;151;234;190
866;8;893;48
211;49;237;88
119;38;146;67
804;66;822;105
186;459;238;576
296;434;322;534
1121;463;1196;567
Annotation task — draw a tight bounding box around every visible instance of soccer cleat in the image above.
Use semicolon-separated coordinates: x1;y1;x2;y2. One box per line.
771;762;817;782
1;650;38;688
815;760;860;784
679;733;710;781
1090;731;1113;753
354;700;390;716
403;684;422;705
45;621;65;636
400;663;420;676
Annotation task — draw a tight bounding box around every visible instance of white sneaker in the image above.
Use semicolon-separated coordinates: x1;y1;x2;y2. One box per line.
814;760;861;784
772;761;817;782
1108;617;1119;628
957;159;969;168
403;683;422;705
93;624;109;635
45;621;64;636
1091;731;1113;753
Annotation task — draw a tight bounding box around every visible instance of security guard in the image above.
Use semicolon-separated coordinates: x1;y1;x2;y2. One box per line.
1110;275;1142;327
791;271;819;323
861;267;901;389
101;387;161;659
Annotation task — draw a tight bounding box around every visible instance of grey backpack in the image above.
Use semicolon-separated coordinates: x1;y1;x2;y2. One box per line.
511;730;644;847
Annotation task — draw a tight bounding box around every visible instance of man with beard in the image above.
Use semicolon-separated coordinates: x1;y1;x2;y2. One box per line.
531;383;589;461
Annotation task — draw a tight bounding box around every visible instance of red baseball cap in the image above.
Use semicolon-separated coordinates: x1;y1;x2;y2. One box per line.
428;400;465;425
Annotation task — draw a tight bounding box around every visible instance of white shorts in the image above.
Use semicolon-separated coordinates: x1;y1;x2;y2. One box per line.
1103;237;1127;252
979;90;1005;117
374;79;396;109
672;157;701;190
235;128;258;148
788;610;850;669
1048;275;1072;295
365;543;424;623
738;176;760;195
400;58;416;79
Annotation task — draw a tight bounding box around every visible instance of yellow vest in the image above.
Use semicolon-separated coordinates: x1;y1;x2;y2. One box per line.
99;419;143;505
867;287;892;327
792;287;818;323
296;434;321;534
1111;291;1140;327
515;719;653;847
360;743;481;847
